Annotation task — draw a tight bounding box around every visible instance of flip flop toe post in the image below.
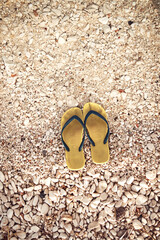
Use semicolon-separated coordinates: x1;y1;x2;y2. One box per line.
61;108;85;170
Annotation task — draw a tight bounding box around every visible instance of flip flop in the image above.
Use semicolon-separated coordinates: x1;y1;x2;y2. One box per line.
61;107;85;170
83;102;110;164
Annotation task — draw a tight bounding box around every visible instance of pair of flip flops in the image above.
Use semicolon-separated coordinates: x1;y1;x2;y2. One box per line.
61;103;110;170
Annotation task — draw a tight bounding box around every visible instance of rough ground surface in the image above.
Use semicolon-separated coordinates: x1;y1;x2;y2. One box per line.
0;0;160;239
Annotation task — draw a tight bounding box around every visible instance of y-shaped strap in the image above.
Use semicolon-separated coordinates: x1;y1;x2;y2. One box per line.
61;115;85;152
84;110;110;146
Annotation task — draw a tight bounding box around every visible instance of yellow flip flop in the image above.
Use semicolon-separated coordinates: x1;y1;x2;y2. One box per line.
61;107;85;170
83;102;110;164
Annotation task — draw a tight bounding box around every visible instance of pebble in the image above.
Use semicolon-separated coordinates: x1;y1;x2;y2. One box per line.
58;37;66;45
64;223;72;233
133;219;143;230
1;217;8;227
32;195;39;206
24;118;30;126
96;181;107;193
67;97;78;107
0;171;5;182
99;17;108;24
41;203;49;215
0;181;3;190
90;197;100;209
49;191;59;202
147;143;155;151
81;196;92;205
136;195;148;205
16;231;26;239
127;176;134;185
140;181;148;188
131;185;141;192
100;192;108;201
118;176;126;186
7;209;13;218
146;170;157;180
88;221;100;231
31;225;40;232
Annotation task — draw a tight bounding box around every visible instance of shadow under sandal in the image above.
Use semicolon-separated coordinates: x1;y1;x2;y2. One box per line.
83;102;110;164
61;107;85;170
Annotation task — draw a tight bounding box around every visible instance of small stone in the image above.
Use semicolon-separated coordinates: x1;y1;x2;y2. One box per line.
7;209;13;219
23;205;31;214
64;223;72;233
58;37;66;45
103;25;110;33
90;197;100;209
140;181;148;188
88;221;100;231
125;192;133;199
0;181;3;190
81;196;92;205
104;170;111;180
31;226;39;232
127;176;134;185
67;97;78;107
24;214;31;222
61;214;72;222
110;90;119;98
44;177;51;187
147;143;155;151
99;17;108;24
41;203;49;215
1;217;8;227
132;185;141;192
24;118;30;126
100;192;108;201
49;191;59;202
96;181;107;193
146;170;156;180
32;195;39;206
16;231;26;239
0;171;5;182
136;195;148;205
52;8;61;16
11;180;17;193
118;177;126;186
133;219;143;230
59;233;68;239
116;207;126;220
52;226;58;232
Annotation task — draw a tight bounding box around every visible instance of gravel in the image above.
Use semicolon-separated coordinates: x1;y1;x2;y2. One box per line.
0;0;160;239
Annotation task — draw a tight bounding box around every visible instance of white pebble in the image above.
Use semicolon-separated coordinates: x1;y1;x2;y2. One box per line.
127;176;134;184
41;203;49;215
88;221;100;230
32;195;39;206
0;171;5;182
16;231;26;239
99;17;108;24
64;223;72;233
147;143;155;151
24;118;30;126
7;209;13;219
133;219;143;230
31;225;39;232
136;195;148;205
58;37;66;45
96;181;107;193
0;181;3;190
146;170;157;180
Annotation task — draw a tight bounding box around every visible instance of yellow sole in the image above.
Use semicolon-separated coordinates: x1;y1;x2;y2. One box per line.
83;102;110;164
61;107;85;170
